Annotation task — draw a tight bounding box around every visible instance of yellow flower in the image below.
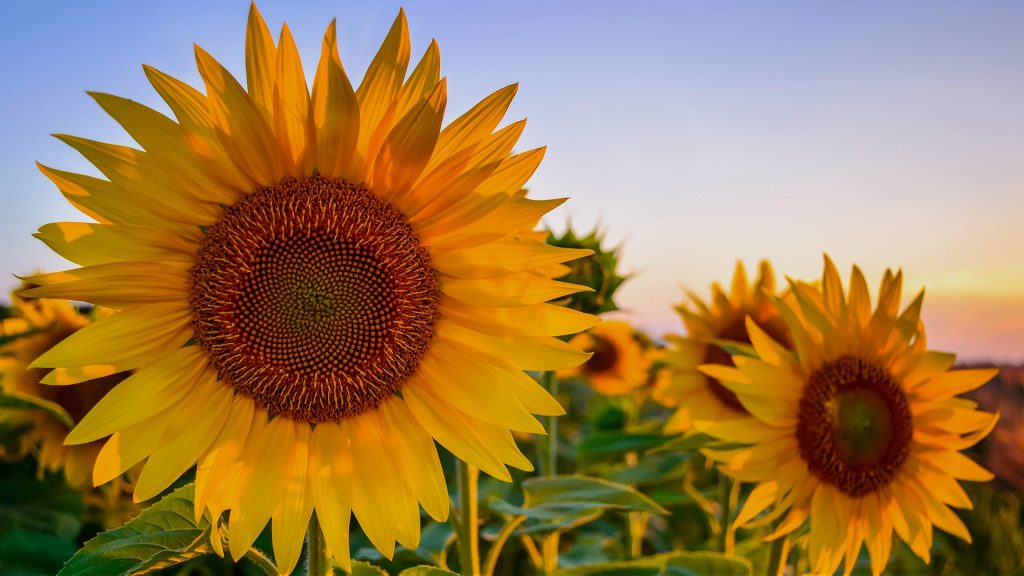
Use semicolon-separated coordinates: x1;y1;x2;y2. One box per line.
26;6;595;573
657;261;790;431
698;257;998;576
561;320;648;396
0;291;121;489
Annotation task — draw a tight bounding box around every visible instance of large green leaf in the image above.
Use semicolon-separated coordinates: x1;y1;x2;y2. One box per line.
0;458;84;576
338;560;389;575
58;483;214;576
605;453;690;486
489;475;666;534
576;432;675;464
552;552;752;576
661;552;753;575
397;567;458;576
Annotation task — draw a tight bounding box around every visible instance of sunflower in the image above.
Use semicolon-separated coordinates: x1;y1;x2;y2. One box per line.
25;6;595;573
0;290;121;489
697;257;998;576
561;320;648;396
656;261;790;432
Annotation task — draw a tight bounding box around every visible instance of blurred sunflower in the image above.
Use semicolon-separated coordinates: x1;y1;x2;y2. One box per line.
699;257;998;576
561;321;647;396
26;5;595;573
0;290;120;489
657;261;790;432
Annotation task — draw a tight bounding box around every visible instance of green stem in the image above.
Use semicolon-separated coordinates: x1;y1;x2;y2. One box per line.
482;516;525;576
243;548;280;575
306;514;332;576
766;534;788;576
543;371;559;476
718;474;731;554
455;461;481;575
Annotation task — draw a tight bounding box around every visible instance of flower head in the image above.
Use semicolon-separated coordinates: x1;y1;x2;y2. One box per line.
26;5;595;572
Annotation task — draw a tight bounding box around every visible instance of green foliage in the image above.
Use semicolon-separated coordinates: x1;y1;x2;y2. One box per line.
546;227;628;315
551;551;751;576
0;458;84;576
396;566;457;576
0;391;74;429
575;432;674;465
59;483;213;576
489;475;666;535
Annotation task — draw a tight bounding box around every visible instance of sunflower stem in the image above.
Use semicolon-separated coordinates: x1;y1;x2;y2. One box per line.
455;461;481;575
543;371;559;476
766;533;788;576
717;473;734;554
306;513;332;576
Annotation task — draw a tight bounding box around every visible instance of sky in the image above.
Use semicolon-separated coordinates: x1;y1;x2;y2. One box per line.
0;1;1021;362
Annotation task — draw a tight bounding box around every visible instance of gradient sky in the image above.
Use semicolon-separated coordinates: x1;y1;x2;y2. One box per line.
1;1;1021;362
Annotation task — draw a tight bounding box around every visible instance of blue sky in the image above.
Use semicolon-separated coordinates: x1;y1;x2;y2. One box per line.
1;1;1022;361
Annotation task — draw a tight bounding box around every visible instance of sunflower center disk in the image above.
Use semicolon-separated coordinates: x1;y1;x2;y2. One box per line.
190;176;439;422
796;356;913;496
585;337;620;374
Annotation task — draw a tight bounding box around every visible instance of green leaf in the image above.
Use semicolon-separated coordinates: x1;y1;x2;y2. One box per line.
58;483;215;576
552;552;752;576
0;392;74;429
397;566;458;576
489;475;666;534
576;432;674;464
606;453;689;486
661;552;753;576
651;433;715;454
342;560;389;575
0;458;84;575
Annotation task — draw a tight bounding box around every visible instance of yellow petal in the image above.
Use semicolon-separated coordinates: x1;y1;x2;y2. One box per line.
65;346;207;445
372;79;447;202
229;415;291;561
418;345;544;433
309;423;353;573
403;377;512;481
195;395;255;521
442;273;590;308
733;480;778;528
31;303;192;369
395;40;441;122
195;44;285;185
34;222;199;267
430;83;517;170
442;300;597;338
437;320;591;371
53;135;220;226
21;262;189;308
88;92;240;206
244;2;277;117
474;147;546;197
273;23;313;175
432;237;591;279
345;413;404;558
378;398;449;521
915;368;998;399
133;370;232;502
93;414;171;486
271;422;315;575
311;20;360;180
356;10;410;158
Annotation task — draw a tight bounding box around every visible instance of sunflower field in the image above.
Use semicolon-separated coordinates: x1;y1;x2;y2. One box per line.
1;4;1022;576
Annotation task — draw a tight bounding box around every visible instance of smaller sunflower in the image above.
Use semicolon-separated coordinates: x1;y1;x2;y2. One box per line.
0;289;122;488
561;320;647;396
698;257;998;576
657;261;790;431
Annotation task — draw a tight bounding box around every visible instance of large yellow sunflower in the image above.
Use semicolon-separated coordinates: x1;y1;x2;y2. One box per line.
698;257;998;576
560;320;648;396
656;261;790;432
25;6;595;573
0;290;122;489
